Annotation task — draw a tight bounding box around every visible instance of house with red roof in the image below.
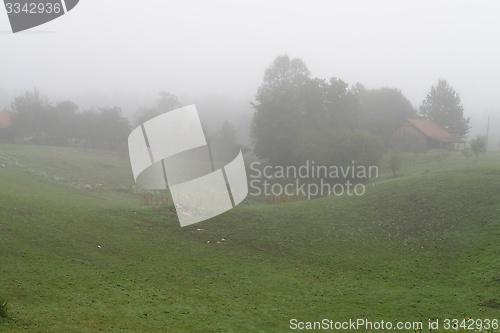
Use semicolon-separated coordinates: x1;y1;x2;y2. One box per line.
0;111;13;143
392;118;465;151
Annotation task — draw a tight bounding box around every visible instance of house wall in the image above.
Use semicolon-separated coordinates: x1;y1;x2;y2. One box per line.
391;122;428;151
427;138;456;150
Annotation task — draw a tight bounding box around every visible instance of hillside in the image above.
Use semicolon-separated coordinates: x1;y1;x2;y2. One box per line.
0;144;499;332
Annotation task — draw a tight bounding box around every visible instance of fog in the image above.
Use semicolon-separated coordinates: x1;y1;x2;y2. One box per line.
1;0;499;145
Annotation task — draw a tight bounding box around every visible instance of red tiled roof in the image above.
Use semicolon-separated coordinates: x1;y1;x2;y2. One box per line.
406;118;464;143
0;112;11;129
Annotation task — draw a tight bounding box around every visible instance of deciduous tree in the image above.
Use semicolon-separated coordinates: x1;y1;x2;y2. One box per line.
469;135;487;163
10;88;51;142
358;87;416;143
251;55;311;165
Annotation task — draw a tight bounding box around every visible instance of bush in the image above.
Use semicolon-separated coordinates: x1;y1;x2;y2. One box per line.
470;135;487;164
0;298;8;319
388;150;403;177
293;128;384;168
462;148;472;160
480;298;500;309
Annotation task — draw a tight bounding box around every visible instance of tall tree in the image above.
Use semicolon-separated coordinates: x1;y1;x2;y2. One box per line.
218;120;238;147
419;79;470;139
324;77;361;129
49;100;79;145
258;55;310;98
96;107;130;149
251;55;311;165
156;92;182;113
358;87;416;143
10;88;51;142
74;108;99;148
251;56;384;167
209;120;241;167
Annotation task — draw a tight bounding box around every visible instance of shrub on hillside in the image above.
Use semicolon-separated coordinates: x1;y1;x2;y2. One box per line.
0;297;8;319
388;150;403;177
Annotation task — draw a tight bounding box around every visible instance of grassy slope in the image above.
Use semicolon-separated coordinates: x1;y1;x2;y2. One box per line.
0;144;499;332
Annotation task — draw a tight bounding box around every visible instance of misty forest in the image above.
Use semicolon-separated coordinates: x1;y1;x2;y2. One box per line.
0;55;476;165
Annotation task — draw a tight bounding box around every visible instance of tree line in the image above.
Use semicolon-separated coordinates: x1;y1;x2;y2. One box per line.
2;55;470;161
4;88;130;150
251;55;470;167
2;88;241;153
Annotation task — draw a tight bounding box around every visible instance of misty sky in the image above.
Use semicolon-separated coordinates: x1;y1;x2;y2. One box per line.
1;0;499;138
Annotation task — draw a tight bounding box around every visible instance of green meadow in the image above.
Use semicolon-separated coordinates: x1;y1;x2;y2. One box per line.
0;144;499;332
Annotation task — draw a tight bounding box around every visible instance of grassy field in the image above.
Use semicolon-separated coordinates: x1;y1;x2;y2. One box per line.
0;144;499;332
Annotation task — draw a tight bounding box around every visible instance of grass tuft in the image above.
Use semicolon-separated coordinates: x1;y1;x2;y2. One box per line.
480;299;500;309
0;298;9;319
